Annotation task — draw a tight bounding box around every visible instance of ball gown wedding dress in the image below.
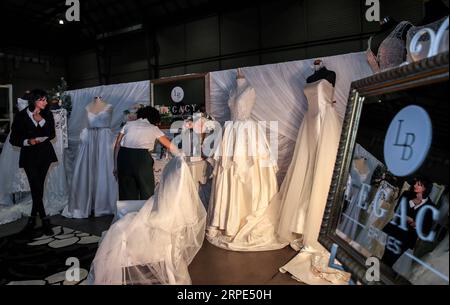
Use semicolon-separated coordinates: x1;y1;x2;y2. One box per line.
88;156;206;285
62;104;117;218
206;78;283;251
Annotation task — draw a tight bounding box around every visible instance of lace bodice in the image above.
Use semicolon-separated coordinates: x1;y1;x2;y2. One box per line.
367;21;412;73
52;108;68;154
228;78;256;121
406;16;449;63
86;104;113;129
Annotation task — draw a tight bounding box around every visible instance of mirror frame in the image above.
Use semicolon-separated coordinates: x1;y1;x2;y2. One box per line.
318;52;449;285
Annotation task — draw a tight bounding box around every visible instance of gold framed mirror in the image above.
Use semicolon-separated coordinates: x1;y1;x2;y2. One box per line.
319;52;449;285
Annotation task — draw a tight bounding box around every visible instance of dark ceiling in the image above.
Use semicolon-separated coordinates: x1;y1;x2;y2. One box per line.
1;0;276;55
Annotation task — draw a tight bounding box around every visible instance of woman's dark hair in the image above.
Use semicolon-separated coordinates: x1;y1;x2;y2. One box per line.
137;106;161;125
23;89;49;112
407;176;433;199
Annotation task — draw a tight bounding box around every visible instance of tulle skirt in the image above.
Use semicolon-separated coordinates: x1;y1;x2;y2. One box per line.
206;120;284;251
88;157;207;285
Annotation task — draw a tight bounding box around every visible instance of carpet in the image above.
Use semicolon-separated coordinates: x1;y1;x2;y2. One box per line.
0;226;100;285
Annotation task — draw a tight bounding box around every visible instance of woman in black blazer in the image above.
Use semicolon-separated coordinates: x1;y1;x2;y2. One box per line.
10;89;58;236
381;176;435;267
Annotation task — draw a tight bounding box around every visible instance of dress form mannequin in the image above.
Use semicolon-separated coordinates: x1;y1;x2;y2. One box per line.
369;17;410;56
306;60;336;87
87;97;108;114
353;157;369;176
366;17;412;72
237;67;245;80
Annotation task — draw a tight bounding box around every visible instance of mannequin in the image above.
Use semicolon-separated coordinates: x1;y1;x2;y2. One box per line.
421;0;449;25
369;17;410;57
353;157;369;177
87;96;108;114
306;60;336;87
366;16;413;72
237;67;245;79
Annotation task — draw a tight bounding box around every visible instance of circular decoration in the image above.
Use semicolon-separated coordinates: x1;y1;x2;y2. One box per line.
384;105;432;177
171;86;185;103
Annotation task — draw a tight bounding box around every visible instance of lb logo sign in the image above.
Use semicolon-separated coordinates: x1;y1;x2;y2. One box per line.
384;105;432;177
171;86;185;103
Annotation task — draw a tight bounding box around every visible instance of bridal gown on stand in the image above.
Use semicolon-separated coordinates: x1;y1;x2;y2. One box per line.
206;78;283;251
62;104;117;218
277;79;350;284
0;101;69;224
88;157;206;285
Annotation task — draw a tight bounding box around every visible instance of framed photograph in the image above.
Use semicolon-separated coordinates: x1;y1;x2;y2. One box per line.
319;52;449;285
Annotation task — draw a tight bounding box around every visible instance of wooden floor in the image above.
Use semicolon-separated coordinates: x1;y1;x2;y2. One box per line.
0;215;303;285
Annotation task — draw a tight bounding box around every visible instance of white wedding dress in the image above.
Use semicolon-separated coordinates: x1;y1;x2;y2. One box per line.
277;79;350;284
0;101;69;225
88;157;206;285
206;78;282;251
62;104;117;218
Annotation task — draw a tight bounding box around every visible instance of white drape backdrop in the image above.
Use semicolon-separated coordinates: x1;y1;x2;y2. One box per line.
65;81;150;186
63;52;372;201
208;52;373;182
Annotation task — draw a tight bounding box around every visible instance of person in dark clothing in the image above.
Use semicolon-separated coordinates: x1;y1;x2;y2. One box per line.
9;89;58;236
382;176;435;267
113;106;179;200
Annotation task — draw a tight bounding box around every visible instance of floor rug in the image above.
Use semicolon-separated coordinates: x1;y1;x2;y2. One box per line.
0;226;100;285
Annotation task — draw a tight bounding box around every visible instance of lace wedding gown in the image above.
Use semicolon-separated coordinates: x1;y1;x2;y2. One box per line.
278;79;350;284
0;102;69;224
88;157;206;285
62;104;117;218
205;78;282;251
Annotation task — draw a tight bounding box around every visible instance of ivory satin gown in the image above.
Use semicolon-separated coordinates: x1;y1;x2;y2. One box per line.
206;78;282;251
277;79;350;284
